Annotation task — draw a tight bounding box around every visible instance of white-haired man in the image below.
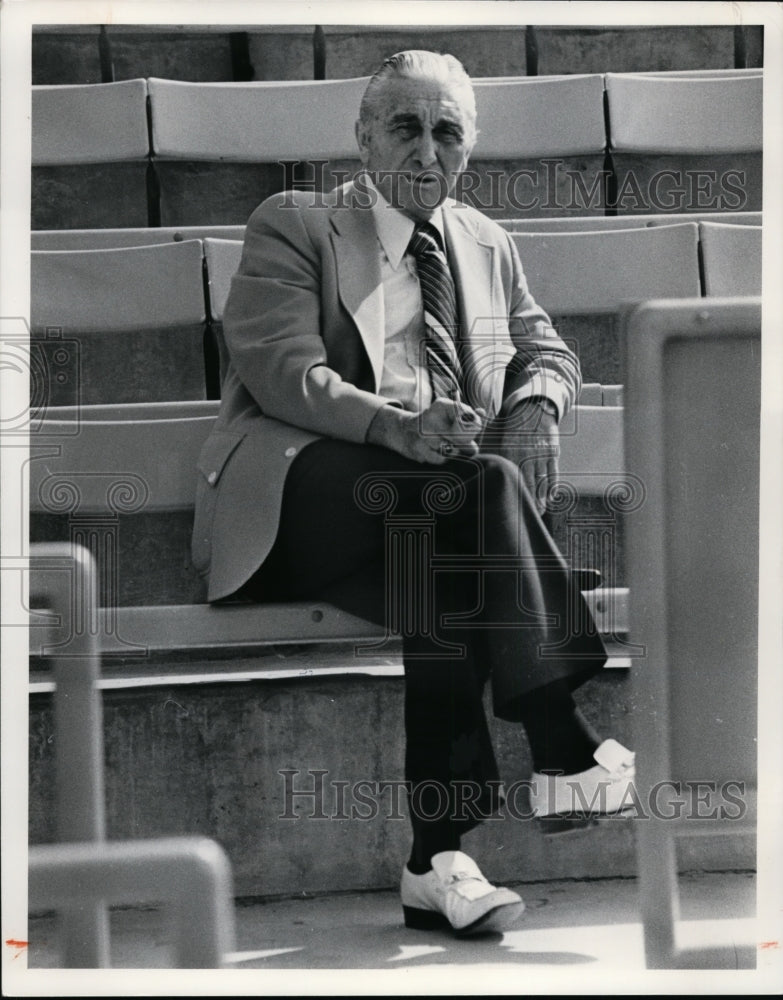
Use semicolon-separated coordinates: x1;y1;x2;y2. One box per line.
193;50;634;936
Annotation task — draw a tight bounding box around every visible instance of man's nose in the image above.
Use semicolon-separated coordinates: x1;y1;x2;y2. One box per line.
414;130;438;167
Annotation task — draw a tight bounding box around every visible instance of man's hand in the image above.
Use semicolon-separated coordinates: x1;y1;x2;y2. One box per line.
489;398;560;514
367;398;486;465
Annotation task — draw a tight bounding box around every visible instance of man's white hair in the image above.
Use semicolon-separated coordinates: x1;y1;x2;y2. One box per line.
359;50;477;143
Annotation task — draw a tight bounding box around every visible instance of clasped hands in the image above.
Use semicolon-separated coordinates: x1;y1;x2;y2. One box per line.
366;397;559;514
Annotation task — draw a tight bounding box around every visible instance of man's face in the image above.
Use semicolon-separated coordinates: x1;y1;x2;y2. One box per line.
355;74;475;222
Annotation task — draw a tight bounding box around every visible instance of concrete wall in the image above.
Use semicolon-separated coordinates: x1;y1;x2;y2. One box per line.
32;24;760;85
29;667;753;898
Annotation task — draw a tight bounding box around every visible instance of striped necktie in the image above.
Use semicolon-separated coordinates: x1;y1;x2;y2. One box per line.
407;222;464;403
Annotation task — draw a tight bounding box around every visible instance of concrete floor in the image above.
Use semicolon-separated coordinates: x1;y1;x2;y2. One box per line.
18;869;782;995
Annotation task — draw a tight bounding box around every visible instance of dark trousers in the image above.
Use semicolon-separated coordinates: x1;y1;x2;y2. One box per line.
244;439;607;841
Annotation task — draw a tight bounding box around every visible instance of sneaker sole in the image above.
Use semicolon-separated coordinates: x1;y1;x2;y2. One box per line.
403;900;525;936
537;807;636;835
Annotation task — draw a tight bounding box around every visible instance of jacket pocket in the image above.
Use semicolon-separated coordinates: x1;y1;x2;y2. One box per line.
192;430;246;575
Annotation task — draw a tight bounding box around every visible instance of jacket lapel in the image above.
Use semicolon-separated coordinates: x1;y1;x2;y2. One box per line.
330;199;385;392
443;206;508;416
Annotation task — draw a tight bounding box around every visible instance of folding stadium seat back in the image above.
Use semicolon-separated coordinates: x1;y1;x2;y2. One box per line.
511;223;701;383
499;210;762;233
605;72;763;215
699;221;762;297
32;79;151;229
147;77;367;226
29;403;219;608
144;75;611;224
203;239;243;322
203;238;244;390
32;225;247;251
473;75;605;157
30;240;207;406
464;75;607;219
33;79;149;165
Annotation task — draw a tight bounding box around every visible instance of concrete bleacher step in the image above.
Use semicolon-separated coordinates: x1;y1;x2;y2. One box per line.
32;23;761;88
32;25;318;85
28;664;641;897
528;24;744;75
32;26;106;85
319;25;527;79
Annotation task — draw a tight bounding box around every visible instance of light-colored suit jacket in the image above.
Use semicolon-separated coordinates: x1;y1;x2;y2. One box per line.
192;181;581;602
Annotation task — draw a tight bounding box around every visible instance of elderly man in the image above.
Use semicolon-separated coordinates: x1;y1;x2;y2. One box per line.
192;50;634;936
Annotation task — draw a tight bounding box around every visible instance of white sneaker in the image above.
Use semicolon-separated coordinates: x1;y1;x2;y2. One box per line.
401;850;525;936
529;738;636;828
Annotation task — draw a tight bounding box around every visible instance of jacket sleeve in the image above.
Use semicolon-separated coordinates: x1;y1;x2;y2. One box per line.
499;230;581;421
221;193;392;442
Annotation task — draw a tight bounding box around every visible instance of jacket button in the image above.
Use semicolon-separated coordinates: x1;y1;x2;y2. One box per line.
285;447;297;458
207;471;218;485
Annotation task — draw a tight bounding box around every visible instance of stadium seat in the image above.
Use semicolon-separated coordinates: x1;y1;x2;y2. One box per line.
624;297;759;968
28;398;628;654
699;221;762;296
32;79;151;228
203;239;243;390
466;74;607;218
30;240;207;406
605;71;763;214
498;211;761;232
147;76;368;225
510;223;701;383
203;238;243;322
32;225;246;250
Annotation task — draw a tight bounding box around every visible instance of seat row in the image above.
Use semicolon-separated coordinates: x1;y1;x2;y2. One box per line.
33;23;761;85
31;69;763;228
26;217;761;645
29;216;762;407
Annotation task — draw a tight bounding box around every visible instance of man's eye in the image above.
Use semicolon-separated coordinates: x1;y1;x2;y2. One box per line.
436;128;462;143
396;125;417;139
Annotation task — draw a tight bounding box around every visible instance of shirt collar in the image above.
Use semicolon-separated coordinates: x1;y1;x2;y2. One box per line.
366;174;445;270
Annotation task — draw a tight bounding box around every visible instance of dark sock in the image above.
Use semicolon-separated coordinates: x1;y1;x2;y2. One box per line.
518;679;601;774
408;825;461;874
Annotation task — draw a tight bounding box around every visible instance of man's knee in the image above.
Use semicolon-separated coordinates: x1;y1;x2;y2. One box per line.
468;452;523;506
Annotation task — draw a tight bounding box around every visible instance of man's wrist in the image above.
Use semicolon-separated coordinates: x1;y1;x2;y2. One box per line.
366;403;409;446
513;396;559;421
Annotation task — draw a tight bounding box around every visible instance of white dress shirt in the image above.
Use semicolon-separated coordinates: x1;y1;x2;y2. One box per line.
367;180;564;419
369;182;436;412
